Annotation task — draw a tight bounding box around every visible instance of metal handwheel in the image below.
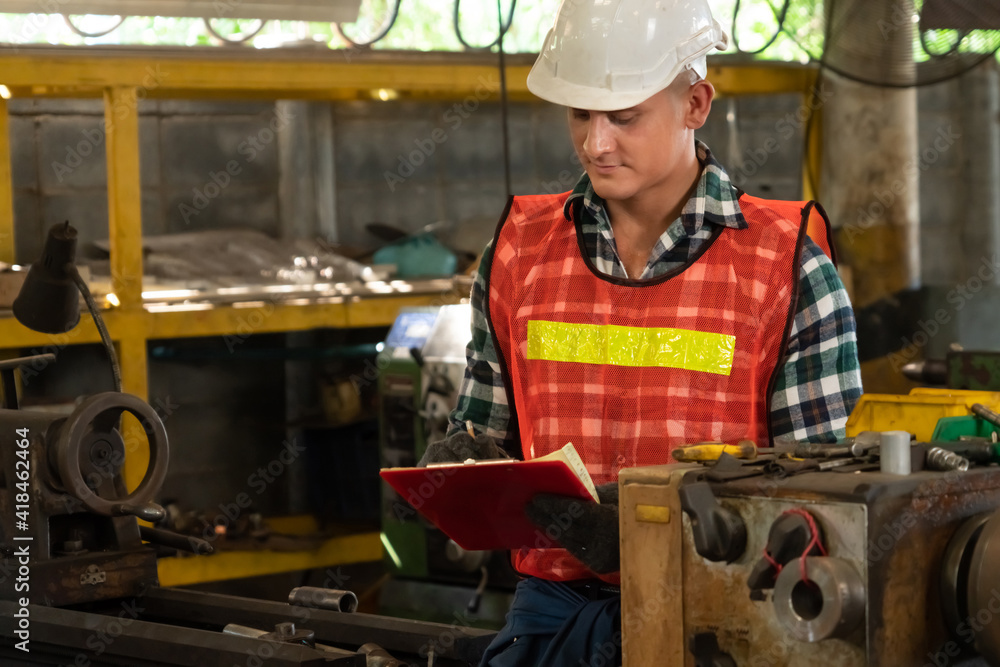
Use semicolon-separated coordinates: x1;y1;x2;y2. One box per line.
53;392;169;518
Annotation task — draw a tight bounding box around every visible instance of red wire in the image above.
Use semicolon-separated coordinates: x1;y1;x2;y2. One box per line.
759;508;827;582
762;548;782;574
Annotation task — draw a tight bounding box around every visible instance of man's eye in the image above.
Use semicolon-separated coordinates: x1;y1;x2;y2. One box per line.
571;110;590;121
610;114;635;125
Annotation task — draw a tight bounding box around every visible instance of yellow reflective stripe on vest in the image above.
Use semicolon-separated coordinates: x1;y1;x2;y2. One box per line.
526;320;735;376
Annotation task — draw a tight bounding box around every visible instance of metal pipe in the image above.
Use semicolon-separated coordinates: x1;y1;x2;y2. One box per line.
287;586;358;613
972;403;1000;428
880;431;912;475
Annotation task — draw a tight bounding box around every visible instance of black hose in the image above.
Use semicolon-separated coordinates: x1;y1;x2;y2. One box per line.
497;0;512;197
731;0;791;55
454;0;516;50
71;266;121;393
335;0;403;48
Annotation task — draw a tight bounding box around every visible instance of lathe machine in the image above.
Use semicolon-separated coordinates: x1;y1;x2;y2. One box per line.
0;354;494;666
621;459;1000;666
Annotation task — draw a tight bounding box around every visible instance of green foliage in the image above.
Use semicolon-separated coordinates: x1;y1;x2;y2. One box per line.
0;0;995;65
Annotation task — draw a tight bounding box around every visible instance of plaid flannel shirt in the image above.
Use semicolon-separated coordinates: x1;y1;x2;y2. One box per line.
449;141;862;447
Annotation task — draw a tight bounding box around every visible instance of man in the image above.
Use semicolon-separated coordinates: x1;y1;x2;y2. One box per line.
420;1;862;665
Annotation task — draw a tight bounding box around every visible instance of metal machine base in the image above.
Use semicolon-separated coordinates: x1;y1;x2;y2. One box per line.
0;586;495;666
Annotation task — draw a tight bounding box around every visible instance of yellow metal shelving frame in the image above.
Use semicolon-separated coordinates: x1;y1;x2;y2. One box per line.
0;46;821;585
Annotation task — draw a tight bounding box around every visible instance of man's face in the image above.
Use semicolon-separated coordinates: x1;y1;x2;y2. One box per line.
567;84;700;204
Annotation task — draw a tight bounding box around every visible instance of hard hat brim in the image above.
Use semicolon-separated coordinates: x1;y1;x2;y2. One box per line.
526;64;667;112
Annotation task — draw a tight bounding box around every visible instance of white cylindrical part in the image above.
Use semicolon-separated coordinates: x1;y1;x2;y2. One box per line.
880;431;911;475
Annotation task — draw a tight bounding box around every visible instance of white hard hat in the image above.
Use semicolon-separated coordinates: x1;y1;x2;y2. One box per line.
527;0;729;111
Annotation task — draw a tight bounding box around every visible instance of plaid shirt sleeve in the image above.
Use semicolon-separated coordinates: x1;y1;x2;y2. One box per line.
447;240;518;448
449;236;863;447
769;238;863;443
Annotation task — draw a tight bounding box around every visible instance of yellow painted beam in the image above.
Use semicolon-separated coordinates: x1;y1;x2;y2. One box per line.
142;295;457;339
156;532;382;587
268;515;320;535
118;336;148;399
119;334;150;492
0;293;460;350
104;87;144;307
0;49;533;100
0;98;14;263
0;48;818;101
103;85;150;493
0;311;109;348
803;103;823;201
708;62;818;97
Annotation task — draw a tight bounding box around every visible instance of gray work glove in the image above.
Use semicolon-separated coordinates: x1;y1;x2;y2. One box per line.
417;431;509;467
524;482;620;574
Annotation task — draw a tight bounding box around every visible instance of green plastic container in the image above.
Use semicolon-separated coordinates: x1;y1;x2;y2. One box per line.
931;415;1000;441
372;233;457;278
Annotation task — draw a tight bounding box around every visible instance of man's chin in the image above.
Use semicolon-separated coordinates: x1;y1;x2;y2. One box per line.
589;179;635;203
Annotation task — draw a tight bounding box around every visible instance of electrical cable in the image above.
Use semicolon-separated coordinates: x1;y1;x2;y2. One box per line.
798;0;839;201
203;17;267;44
62;14;126;38
70;267;122;393
454;0;516;50
794;0;1000;87
496;0;512;198
731;0;791;55
334;0;402;48
815;48;999;88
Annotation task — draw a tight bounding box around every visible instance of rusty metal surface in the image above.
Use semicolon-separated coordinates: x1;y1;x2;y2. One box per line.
0;548;157;607
680;496;867;666
622;464;1000;666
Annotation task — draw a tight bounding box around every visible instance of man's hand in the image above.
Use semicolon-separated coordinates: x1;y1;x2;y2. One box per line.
524;482;620;574
417;431;509;467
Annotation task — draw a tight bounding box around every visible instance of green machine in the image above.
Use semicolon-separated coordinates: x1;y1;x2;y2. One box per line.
377;305;516;627
903;348;1000;391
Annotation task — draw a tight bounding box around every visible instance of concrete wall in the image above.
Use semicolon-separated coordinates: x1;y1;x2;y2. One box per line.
9;98;283;264
9;92;808;263
332;93;806;258
917;60;1000;289
908;60;1000;361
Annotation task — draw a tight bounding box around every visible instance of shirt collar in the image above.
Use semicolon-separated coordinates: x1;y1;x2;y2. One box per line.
562;140;748;234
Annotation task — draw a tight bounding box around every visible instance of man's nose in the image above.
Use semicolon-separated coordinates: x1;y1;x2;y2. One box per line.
583;115;614;157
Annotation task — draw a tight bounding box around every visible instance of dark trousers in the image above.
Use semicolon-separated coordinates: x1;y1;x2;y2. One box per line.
480;577;622;667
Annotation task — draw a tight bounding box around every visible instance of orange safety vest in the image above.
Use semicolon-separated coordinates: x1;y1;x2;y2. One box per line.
487;191;833;584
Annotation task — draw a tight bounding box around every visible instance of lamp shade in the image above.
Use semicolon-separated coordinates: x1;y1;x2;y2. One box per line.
12;222;81;334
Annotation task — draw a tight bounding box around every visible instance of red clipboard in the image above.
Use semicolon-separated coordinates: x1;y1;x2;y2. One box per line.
380;458;597;551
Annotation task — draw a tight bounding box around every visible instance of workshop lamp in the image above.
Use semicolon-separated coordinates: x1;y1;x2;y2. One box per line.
12;221;122;391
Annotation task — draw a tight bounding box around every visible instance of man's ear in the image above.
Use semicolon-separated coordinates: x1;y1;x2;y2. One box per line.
686;79;715;130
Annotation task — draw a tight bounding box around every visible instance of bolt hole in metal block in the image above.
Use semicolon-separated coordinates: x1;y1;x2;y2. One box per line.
791;581;824;621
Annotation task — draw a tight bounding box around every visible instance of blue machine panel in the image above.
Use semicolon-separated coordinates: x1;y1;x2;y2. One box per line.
385;310;439;350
